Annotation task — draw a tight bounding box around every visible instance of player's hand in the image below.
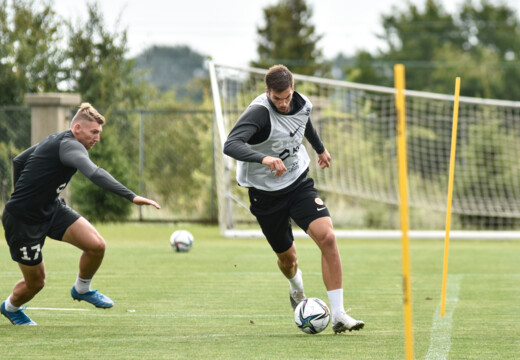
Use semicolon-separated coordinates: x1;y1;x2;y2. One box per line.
262;156;287;178
318;149;331;169
133;196;161;209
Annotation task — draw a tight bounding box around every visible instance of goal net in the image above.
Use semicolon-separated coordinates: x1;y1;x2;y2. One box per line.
209;62;520;239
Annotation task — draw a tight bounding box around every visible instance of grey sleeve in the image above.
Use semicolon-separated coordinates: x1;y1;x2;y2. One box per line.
304;118;326;154
59;139;136;202
223;105;269;163
13;144;38;185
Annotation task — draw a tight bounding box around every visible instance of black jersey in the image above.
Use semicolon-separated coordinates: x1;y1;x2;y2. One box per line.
5;130;136;223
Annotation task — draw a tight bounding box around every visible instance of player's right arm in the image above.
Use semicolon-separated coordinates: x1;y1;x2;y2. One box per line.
224;105;288;177
223;105;269;163
12;144;38;185
261;156;287;178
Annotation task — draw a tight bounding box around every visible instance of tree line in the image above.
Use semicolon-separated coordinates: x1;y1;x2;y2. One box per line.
254;0;520;100
3;0;519;105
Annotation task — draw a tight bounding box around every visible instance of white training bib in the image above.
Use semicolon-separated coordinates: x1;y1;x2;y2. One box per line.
236;93;312;191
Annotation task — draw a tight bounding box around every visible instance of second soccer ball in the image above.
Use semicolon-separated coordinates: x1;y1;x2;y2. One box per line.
169;230;194;252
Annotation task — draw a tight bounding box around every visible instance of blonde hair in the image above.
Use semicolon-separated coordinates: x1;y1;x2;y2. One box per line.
71;103;105;126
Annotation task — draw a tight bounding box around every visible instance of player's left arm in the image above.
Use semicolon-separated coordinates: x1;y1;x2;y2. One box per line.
223;105;268;164
304;118;330;169
316;149;331;169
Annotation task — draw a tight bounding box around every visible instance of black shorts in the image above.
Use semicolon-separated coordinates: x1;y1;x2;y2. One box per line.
249;178;331;254
2;199;81;266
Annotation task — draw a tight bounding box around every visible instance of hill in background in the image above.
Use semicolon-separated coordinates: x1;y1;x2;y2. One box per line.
134;45;207;95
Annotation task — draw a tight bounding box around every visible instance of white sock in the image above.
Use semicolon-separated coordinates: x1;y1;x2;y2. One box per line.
74;275;92;294
327;288;345;317
5;295;21;312
288;268;304;292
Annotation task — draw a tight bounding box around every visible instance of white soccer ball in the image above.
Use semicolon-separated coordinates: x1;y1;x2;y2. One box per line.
169;230;194;252
294;297;331;334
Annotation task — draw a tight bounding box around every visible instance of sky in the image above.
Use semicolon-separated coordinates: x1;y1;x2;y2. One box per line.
51;0;509;67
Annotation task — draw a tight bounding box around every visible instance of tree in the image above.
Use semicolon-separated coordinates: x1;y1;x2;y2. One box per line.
459;0;520;99
345;50;387;85
0;0;63;207
0;0;154;109
345;0;520;100
63;2;154;221
0;0;64;105
64;2;152;110
375;0;464;89
380;0;463;61
460;0;520;59
431;43;504;98
252;0;328;76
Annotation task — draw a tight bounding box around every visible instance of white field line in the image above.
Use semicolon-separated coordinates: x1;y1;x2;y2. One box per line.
23;309;284;318
42;313;284;318
26;307;89;311
425;274;463;360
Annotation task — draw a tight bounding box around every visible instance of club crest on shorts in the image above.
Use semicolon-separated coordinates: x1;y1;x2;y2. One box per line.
314;197;324;206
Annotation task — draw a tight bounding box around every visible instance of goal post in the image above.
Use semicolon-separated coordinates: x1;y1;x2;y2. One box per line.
209;61;520;239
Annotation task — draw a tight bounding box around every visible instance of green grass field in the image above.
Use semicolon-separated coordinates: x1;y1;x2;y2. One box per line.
1;223;519;359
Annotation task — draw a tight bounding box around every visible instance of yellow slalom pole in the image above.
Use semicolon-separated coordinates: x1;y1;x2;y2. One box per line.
440;77;461;317
394;64;414;360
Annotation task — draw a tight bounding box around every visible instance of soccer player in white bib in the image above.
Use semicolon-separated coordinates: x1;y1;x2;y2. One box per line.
224;65;364;333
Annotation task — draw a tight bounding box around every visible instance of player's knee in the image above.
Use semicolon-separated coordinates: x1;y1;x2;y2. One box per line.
278;255;298;270
87;234;106;255
94;237;106;254
27;277;46;292
317;230;336;251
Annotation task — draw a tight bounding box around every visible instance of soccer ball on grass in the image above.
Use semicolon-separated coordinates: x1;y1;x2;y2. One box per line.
169;230;194;252
294;297;331;334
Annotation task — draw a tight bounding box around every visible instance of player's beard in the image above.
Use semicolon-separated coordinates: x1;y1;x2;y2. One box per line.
277;104;290;113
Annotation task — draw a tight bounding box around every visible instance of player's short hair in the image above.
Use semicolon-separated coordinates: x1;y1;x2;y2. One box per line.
71;103;105;126
265;65;294;93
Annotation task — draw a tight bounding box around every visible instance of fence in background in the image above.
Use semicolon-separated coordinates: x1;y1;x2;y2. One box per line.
0;106;216;223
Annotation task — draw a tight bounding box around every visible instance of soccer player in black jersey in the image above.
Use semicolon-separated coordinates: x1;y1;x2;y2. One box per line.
224;65;364;333
1;103;160;325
